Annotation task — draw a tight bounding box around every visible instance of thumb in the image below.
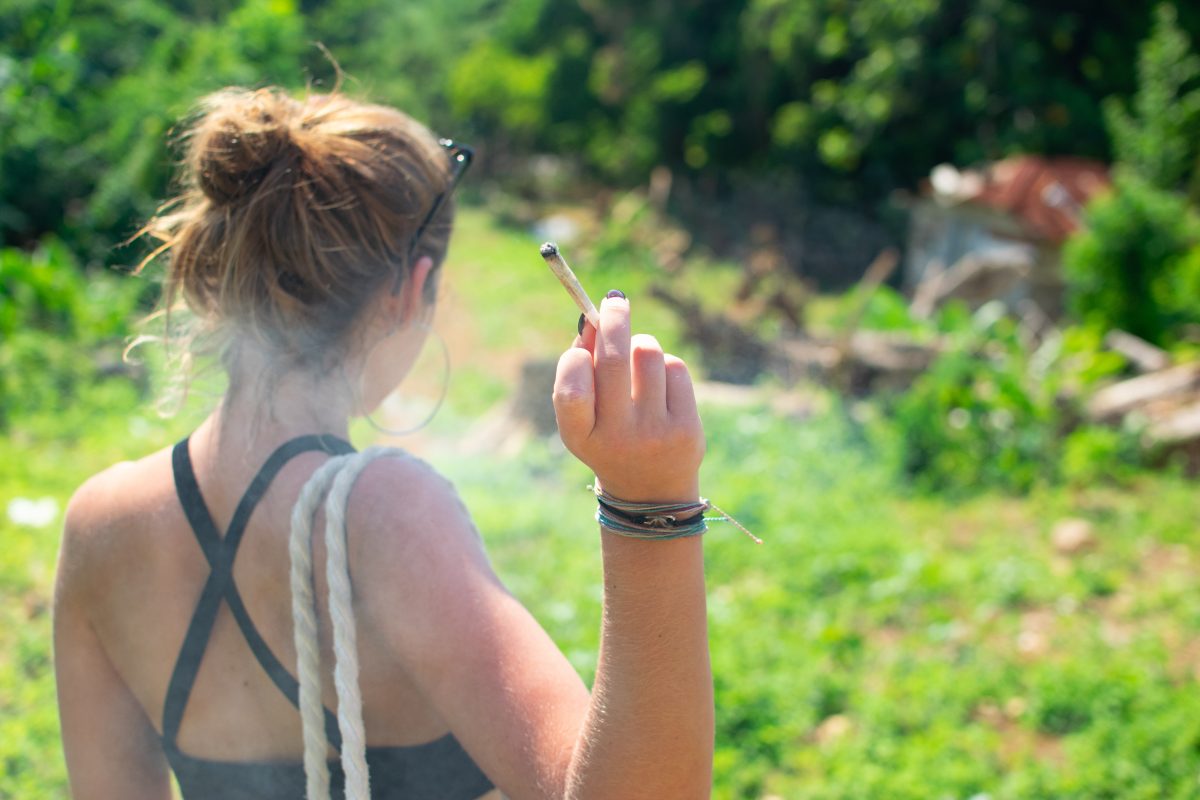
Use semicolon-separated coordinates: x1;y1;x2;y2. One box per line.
553;346;596;451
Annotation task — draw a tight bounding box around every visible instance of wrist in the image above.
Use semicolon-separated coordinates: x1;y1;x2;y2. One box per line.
592;477;701;506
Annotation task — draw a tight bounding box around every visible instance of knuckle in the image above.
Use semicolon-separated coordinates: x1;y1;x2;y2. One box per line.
552;385;591;407
594;350;628;374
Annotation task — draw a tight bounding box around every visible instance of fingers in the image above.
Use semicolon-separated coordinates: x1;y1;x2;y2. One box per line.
563;293;696;433
553;347;596;449
664;354;698;420
630;334;666;412
592;295;631;421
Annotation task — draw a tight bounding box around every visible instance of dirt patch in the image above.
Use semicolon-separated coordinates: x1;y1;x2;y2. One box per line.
974;701;1066;767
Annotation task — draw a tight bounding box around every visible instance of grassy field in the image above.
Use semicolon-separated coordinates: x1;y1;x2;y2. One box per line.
2;208;1199;798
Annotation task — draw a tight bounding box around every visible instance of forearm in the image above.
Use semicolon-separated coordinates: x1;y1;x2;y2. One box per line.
565;531;713;800
551;291;713;798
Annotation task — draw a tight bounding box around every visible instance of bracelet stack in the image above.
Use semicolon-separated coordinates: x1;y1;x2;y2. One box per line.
590;485;763;544
593;487;711;540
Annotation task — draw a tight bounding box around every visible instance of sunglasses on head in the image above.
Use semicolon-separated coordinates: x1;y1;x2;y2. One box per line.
393;138;474;294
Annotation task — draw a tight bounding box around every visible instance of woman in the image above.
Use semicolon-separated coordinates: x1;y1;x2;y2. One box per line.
53;87;713;799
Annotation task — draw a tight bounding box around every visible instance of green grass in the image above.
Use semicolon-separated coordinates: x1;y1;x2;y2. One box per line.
2;207;1199;798
450;408;1200;799
438;205;719;373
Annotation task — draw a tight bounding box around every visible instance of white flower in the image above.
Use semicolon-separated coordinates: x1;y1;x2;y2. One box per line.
7;497;59;528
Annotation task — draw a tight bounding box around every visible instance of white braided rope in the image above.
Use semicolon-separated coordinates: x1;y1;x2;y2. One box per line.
289;455;350;799
289;447;408;800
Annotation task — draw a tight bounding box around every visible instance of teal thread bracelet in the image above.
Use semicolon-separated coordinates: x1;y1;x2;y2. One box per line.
595;505;709;540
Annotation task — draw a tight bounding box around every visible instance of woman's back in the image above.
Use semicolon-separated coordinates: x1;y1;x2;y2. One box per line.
59;420;496;797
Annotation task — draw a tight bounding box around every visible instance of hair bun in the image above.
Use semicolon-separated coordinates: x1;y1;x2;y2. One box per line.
192;89;302;206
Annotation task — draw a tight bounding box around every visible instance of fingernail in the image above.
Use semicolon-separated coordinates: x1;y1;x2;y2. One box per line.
577;313;586;334
606;289;626;299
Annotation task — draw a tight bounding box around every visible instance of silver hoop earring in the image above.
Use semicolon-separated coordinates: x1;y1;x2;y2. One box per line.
363;322;450;437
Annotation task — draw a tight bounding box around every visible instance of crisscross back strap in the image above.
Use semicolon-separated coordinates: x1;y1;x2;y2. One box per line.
162;434;356;751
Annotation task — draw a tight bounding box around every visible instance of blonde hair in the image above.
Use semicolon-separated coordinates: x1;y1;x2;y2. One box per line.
136;87;456;394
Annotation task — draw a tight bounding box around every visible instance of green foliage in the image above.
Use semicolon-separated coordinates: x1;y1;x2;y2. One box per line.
0;242;147;430
826;284;931;336
1064;175;1200;345
448;42;555;141
4;0;1198;269
1104;3;1200;193
449;0;1180;193
891;306;1131;494
1060;424;1145;487
745;0;940;173
1065;5;1200;346
894;306;1057;493
0;0;313;263
690;259;1150;498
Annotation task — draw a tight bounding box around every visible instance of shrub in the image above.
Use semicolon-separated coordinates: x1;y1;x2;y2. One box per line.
0;241;145;429
891;305;1129;494
1103;3;1200;195
1064;3;1200;346
1063;175;1200;346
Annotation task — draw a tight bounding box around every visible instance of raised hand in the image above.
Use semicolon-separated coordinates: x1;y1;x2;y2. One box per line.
552;293;705;504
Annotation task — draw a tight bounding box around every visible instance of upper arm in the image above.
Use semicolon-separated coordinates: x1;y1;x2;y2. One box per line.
350;458;591;800
54;477;172;800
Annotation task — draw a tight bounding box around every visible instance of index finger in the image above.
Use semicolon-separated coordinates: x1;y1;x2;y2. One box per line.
592;294;632;422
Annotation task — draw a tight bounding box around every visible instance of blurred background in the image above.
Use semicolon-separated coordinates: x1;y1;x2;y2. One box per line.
2;1;1200;797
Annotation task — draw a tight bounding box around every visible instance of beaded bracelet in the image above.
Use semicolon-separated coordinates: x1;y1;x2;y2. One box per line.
590;485;762;543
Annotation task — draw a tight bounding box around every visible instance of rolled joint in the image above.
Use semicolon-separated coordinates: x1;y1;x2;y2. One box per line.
540;242;601;328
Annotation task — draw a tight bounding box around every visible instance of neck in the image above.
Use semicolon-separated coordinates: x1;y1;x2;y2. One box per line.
205;347;358;459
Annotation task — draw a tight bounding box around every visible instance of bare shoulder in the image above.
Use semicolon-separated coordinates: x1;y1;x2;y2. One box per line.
64;446;176;539
59;446;178;597
345;452;488;560
343;453;506;642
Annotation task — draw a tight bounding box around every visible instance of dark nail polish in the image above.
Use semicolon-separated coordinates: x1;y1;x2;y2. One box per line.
606;289;626;299
577;313;586;334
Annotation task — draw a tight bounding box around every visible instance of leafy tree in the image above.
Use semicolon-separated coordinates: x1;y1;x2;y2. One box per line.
4;0;1199;274
0;0;309;265
1104;3;1200;194
303;0;495;130
1065;175;1200;343
1065;3;1200;345
434;0;1193;205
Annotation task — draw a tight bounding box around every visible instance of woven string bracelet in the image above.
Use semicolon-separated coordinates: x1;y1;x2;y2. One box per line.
590;485;762;544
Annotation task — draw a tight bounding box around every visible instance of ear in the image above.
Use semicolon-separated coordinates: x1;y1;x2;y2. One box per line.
397;256;435;325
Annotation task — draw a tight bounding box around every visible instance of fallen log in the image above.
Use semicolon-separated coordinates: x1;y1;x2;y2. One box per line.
1087;363;1200;422
1103;330;1171;373
1146;400;1200;446
772;330;942;393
